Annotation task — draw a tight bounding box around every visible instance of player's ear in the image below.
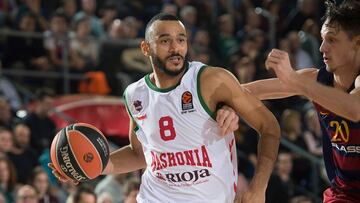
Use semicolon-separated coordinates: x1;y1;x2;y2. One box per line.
353;35;360;49
141;40;150;57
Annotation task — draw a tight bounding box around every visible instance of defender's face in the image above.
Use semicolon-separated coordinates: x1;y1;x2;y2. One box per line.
147;20;188;76
319;19;357;72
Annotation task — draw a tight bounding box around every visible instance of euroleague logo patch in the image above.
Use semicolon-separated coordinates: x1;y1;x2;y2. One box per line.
83;153;94;163
182;91;193;110
181;91;196;114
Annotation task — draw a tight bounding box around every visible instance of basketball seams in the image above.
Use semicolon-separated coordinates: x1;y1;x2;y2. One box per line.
65;128;91;179
73;124;109;169
56;126;88;181
69;129;103;176
54;129;72;180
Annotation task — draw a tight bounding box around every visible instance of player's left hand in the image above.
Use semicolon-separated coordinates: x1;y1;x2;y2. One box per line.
216;105;239;136
265;49;297;86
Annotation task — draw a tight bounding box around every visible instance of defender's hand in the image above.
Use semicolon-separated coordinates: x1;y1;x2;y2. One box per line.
216;105;239;136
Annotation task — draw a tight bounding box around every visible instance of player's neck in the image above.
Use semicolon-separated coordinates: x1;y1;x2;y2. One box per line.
151;69;186;89
333;65;359;91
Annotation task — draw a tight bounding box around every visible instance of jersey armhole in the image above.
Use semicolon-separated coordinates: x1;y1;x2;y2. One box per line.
197;65;216;120
123;89;140;133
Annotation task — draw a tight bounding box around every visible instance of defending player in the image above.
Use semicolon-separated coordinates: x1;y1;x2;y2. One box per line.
243;1;360;202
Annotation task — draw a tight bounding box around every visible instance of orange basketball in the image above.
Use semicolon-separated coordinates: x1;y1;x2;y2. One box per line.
50;123;110;182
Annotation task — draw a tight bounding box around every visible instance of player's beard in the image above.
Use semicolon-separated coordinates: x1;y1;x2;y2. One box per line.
152;53;189;76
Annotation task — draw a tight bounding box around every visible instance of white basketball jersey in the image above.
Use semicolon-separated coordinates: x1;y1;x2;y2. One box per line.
124;61;238;203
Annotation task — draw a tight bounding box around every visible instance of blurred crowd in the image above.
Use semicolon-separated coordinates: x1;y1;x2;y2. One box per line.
0;0;333;202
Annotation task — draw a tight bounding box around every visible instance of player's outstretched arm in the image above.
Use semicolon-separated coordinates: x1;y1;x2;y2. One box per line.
242;68;317;100
200;67;280;203
103;118;146;174
266;49;360;122
242;78;296;100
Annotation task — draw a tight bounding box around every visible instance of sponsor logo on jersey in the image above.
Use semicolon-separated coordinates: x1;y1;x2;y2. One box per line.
150;145;213;172
133;100;147;120
133;100;143;112
181;91;196;114
150;145;213;185
332;143;360;154
163;169;211;184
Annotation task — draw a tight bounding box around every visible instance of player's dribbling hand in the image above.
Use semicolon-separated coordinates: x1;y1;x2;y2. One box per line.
216;105;239;136
48;163;79;185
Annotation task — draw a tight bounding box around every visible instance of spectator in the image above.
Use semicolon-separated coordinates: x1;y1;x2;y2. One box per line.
280;109;311;188
161;3;178;16
283;0;318;35
232;56;256;84
2;12;50;72
266;151;295;203
69;184;96;203
99;4;118;32
123;178;140;203
74;0;105;38
190;29;219;66
70;16;98;72
7;123;38;184
61;0;77;23
0;156;17;203
30;167;59;203
179;5;198;39
0;127;13;156
303;108;322;157
44;10;70;68
24;88;56;155
0;97;17;129
95;174;127;203
216;14;239;61
0;76;22;112
299;19;321;67
15;185;38;203
287;31;314;69
15;0;49;31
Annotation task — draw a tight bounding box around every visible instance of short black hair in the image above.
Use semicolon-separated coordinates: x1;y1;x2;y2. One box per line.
323;0;360;38
145;13;181;41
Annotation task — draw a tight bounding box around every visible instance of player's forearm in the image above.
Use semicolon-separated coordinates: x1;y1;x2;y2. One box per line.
103;145;146;174
250;119;280;192
243;79;297;100
294;74;360;122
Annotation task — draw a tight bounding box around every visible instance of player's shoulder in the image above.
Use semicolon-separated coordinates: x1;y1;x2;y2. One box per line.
297;67;319;80
199;66;234;82
123;76;147;97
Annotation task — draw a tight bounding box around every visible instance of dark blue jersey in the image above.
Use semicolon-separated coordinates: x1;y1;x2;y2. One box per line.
313;67;360;192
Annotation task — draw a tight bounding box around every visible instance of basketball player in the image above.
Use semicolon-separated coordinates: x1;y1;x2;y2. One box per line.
50;13;280;203
243;1;360;202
